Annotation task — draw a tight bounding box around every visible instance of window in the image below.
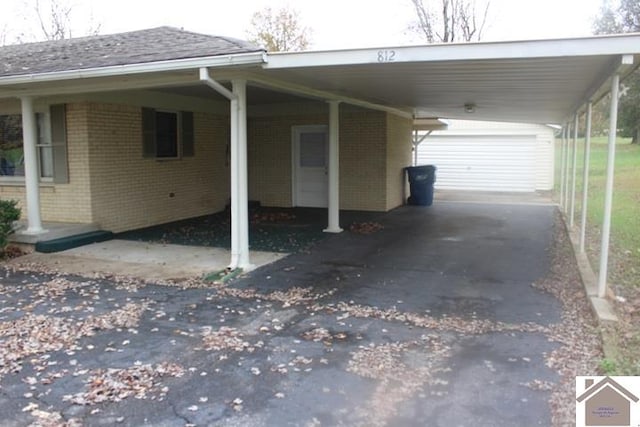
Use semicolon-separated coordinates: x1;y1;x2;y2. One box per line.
0;105;67;183
0;114;25;178
142;108;194;159
156;111;178;158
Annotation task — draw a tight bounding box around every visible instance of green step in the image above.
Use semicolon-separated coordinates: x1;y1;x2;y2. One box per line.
35;230;114;253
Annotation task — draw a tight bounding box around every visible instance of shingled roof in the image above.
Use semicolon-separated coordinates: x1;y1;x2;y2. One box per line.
0;26;264;78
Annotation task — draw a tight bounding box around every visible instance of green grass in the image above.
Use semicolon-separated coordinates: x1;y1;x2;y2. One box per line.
557;136;640;287
557;136;640;375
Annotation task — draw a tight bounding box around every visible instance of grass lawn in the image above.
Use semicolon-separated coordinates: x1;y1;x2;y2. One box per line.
557;136;640;286
557;135;640;374
575;136;639;286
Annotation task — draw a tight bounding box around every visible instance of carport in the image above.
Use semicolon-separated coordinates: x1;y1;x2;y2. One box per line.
4;32;640;297
258;35;640;299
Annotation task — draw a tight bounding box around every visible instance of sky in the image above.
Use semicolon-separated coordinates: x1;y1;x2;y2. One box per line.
1;0;605;49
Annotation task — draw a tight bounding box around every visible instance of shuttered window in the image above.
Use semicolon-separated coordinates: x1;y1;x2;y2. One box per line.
0;104;68;183
142;108;194;159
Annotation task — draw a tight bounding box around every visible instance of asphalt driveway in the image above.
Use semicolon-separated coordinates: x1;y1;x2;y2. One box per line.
0;202;599;426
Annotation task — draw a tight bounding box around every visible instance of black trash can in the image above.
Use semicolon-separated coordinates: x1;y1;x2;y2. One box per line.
405;165;436;206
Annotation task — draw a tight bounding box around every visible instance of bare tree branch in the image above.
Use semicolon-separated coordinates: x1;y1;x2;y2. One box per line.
34;0;73;40
410;0;490;43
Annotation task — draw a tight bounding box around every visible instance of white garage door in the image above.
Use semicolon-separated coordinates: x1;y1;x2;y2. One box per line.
416;135;537;192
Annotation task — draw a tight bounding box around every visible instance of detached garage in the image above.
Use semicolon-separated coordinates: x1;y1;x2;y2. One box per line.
416;120;555;192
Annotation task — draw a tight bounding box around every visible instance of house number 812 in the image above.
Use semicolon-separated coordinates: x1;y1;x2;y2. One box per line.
377;50;396;62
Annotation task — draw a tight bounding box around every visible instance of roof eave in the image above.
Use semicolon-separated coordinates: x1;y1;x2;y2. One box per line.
0;51;267;87
264;33;640;69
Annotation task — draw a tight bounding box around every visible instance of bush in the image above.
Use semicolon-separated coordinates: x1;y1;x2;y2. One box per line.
0;200;20;251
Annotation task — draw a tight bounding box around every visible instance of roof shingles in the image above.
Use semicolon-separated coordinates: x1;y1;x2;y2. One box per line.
0;26;263;78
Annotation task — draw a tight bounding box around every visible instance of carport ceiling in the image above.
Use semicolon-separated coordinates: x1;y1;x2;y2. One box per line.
261;34;640;125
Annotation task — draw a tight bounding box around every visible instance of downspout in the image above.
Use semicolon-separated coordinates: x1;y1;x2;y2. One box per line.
199;68;241;270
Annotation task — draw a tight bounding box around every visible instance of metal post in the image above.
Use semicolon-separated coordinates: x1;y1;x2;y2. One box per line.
563;122;572;212
324;100;343;233
233;80;252;270
579;102;593;253
413;130;419;166
598;74;620;298
20;97;44;234
569;114;579;228
559;126;566;208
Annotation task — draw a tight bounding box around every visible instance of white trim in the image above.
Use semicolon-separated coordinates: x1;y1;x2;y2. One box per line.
0;53;266;87
246;74;413;119
265;34;640;69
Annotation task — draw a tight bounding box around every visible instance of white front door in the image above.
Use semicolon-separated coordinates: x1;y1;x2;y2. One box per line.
293;125;328;208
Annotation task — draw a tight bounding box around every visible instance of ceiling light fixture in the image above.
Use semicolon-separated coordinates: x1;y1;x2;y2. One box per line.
464;103;476;113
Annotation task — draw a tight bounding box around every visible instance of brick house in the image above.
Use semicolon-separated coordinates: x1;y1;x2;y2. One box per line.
1;27;639;270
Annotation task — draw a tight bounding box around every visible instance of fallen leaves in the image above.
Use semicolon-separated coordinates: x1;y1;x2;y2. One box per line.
349;222;384;235
64;362;184;405
251;212;296;224
531;211;603;426
201;326;255;352
0;302;148;384
346;336;451;427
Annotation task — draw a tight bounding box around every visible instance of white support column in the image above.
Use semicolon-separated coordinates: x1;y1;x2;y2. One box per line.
232;79;252;270
559;126;566;209
20;97;45;235
228;95;240;269
324;100;342;233
413;130;419;166
569;114;579;228
598;74;620;298
579;102;593;254
562;123;571;212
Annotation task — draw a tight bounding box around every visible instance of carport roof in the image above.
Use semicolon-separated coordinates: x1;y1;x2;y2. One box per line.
261;34;640;124
1;29;640;125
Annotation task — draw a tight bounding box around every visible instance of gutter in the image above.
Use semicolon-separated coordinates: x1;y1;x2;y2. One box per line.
0;51;267;86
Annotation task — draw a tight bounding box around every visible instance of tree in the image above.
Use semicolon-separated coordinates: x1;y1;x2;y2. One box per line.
409;0;491;43
246;7;311;52
35;0;73;40
594;0;640;143
10;0;101;44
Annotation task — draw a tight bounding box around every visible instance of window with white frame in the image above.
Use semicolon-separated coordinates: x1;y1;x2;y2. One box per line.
0;105;68;183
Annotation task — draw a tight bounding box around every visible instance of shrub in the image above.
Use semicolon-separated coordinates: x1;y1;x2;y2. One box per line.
0;200;20;252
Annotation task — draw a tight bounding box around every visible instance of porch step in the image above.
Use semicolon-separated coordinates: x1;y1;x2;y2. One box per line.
35;230;114;253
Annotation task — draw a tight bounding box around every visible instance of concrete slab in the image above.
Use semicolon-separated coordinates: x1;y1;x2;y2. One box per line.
10;240;285;280
435;190;554;206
